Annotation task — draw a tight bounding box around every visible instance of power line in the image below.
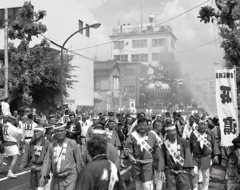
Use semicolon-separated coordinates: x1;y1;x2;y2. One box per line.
175;38;219;54
157;0;210;25
72;0;210;52
39;34;109;62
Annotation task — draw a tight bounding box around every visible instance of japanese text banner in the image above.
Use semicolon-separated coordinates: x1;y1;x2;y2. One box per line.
216;68;239;146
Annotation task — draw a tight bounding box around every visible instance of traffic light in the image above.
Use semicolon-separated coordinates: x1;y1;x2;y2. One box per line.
0;60;5;99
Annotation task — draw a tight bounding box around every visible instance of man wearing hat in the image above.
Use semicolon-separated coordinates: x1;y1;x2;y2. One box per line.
20;125;50;189
124;117;158;190
76;136;123;190
163;123;194;190
82;123;120;169
40;123;83;190
189;120;220;190
2;115;22;178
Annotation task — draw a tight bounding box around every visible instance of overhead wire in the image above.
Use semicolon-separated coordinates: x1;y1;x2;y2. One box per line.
157;0;210;25
40;0;213;59
71;0;210;52
39;34;109;61
175;38;219;54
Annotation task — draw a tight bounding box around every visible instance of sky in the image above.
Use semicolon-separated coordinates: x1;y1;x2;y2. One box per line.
88;0;224;76
0;0;224;109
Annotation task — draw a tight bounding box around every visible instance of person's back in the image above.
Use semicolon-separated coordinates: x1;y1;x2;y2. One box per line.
76;136;123;190
77;155;121;190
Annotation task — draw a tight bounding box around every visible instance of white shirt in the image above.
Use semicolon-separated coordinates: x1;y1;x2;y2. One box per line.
23;120;38;139
1;101;11;116
80;120;91;137
182;122;198;139
3;122;22;142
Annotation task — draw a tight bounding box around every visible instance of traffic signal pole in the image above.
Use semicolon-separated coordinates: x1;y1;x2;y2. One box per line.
4;8;8;99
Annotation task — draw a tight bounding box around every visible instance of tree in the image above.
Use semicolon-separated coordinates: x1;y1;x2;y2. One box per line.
8;2;75;112
198;0;240;67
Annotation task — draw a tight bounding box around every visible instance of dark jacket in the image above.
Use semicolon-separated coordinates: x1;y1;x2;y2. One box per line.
76;154;123;190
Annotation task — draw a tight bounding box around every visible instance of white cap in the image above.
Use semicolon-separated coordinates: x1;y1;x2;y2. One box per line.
54;123;66;130
34;126;45;132
165;125;176;131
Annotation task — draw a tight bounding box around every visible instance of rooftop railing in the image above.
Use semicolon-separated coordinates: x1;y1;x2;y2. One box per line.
111;25;173;37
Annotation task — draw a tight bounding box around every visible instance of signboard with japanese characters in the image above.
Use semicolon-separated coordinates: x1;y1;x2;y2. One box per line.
216;68;239;146
113;77;119;97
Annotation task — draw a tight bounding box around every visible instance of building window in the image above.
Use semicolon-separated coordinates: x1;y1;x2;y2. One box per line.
132;39;147;48
95;77;109;90
152;53;160;61
124;68;135;76
113;41;124;49
152;38;165;47
131;54;148;62
113;54;128;62
124;85;136;93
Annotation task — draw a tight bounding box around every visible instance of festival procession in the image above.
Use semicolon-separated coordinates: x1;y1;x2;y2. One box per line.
0;0;240;190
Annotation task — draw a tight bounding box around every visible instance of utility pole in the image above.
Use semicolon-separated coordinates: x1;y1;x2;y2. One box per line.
4;8;8;99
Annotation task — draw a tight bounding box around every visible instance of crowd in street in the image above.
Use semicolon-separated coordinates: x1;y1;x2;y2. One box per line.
0;98;240;190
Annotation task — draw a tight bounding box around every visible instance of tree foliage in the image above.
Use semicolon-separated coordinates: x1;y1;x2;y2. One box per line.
198;0;240;66
8;1;75;112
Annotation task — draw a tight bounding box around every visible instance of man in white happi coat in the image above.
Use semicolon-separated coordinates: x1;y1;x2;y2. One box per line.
40;123;83;190
2;115;22;178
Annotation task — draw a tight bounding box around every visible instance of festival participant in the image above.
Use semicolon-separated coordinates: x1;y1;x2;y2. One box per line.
189;119;220;190
66;112;81;144
122;115;133;139
80;112;92;143
182;115;198;140
124;117;157;190
85;114;99;142
163;123;194;190
40;123;83;190
149;120;165;190
20;125;50;189
1;98;11;116
2;115;22;178
76;135;123;190
22;114;38;146
82;123;120;169
105;120;122;153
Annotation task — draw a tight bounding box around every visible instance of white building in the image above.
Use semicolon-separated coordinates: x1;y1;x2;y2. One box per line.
0;0;101;107
110;15;177;66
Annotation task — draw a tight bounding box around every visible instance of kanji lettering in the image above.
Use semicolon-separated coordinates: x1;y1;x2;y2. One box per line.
223;117;237;135
220;86;232;104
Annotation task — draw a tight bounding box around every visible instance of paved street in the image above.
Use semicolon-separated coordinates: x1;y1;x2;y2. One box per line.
0;155;226;190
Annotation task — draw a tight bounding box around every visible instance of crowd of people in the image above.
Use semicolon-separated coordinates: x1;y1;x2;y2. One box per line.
0;100;240;190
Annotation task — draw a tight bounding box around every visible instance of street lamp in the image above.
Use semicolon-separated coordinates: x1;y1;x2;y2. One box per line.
60;22;101;115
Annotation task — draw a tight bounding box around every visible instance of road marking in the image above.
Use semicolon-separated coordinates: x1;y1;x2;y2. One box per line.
0;170;30;182
120;166;132;175
7;182;29;190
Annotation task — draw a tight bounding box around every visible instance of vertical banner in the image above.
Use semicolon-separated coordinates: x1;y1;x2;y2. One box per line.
216;68;239;146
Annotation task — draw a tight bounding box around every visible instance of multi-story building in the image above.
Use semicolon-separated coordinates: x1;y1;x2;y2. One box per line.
109;16;177;109
110;17;177;65
94;60;120;111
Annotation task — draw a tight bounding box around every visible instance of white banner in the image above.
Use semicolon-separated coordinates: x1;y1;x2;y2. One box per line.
216;68;239;146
